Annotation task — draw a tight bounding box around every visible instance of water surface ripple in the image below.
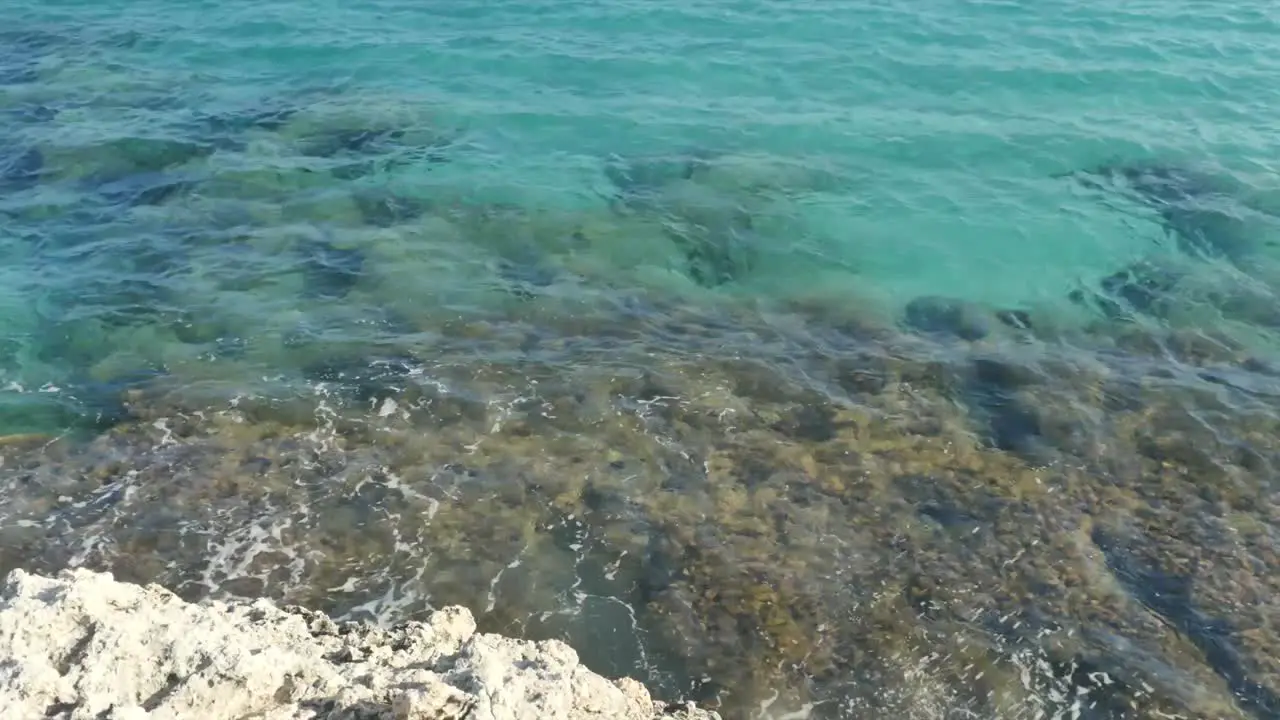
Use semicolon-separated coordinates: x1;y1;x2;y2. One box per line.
2;1;1280;718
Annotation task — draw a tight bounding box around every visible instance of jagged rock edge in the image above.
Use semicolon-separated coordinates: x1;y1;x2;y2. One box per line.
0;568;720;720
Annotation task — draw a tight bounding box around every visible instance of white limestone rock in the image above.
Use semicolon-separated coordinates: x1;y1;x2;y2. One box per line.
0;568;719;720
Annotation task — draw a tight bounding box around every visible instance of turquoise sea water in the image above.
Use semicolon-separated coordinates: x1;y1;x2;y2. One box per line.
4;0;1280;718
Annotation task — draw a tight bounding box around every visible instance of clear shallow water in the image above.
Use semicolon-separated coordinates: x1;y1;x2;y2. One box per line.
3;1;1280;718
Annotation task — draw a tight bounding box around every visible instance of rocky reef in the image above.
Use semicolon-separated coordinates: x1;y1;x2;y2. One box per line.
0;567;718;720
3;304;1279;719
4;22;1280;720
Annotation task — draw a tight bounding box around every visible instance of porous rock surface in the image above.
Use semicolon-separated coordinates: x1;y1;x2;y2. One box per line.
0;568;719;720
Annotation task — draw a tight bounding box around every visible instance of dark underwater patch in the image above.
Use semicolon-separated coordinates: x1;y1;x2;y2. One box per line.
300;354;421;403
661;216;757;289
110;137;218;172
1091;526;1280;718
298;238;365;299
902;296;993;341
1057;160;1265;266
600;148;758;287
0;30;54;86
0;62;38;85
961;357;1045;459
495;245;559;300
497;261;557;300
770;403;844;443
127;231;193;278
603;148;718;200
0;393;98;438
0;368;160;437
682;238;748;288
296;125;457;181
68;278;178;329
1068;260;1185;323
328;161;377;181
34;137;216;212
1159;204;1257;264
0;29;63;54
1100;262;1182;314
636;530;691;605
199;106;298;136
2;103;58;125
895;474;997;538
351;189;426;228
26;220;193;358
45;138;215;203
88;170;199;207
300;128;405;159
0;146;43;191
68;369;164;429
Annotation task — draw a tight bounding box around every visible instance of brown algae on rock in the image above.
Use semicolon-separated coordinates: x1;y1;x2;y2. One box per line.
3;310;1279;718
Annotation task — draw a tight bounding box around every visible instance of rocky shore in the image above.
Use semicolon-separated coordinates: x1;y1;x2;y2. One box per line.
0;568;718;720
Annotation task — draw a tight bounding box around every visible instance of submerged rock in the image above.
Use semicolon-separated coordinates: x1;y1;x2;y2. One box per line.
55;137;217;180
494;243;561;300
1068;259;1186;322
0;567;719;720
901;296;1044;342
352;188;427;228
902;296;995;341
276;101;462;181
603;149;720;201
88;170;199;208
0;47;41;86
1;268;1277;718
1090;525;1280;718
1;103;58;125
33;137;214;212
602;150;846;289
299;236;366;300
194;105;301;151
960;356;1046;460
1056;160;1268;265
0;145;43;192
667;221;756;289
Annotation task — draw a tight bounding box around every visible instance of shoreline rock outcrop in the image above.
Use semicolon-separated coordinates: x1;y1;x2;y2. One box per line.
0;568;720;720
